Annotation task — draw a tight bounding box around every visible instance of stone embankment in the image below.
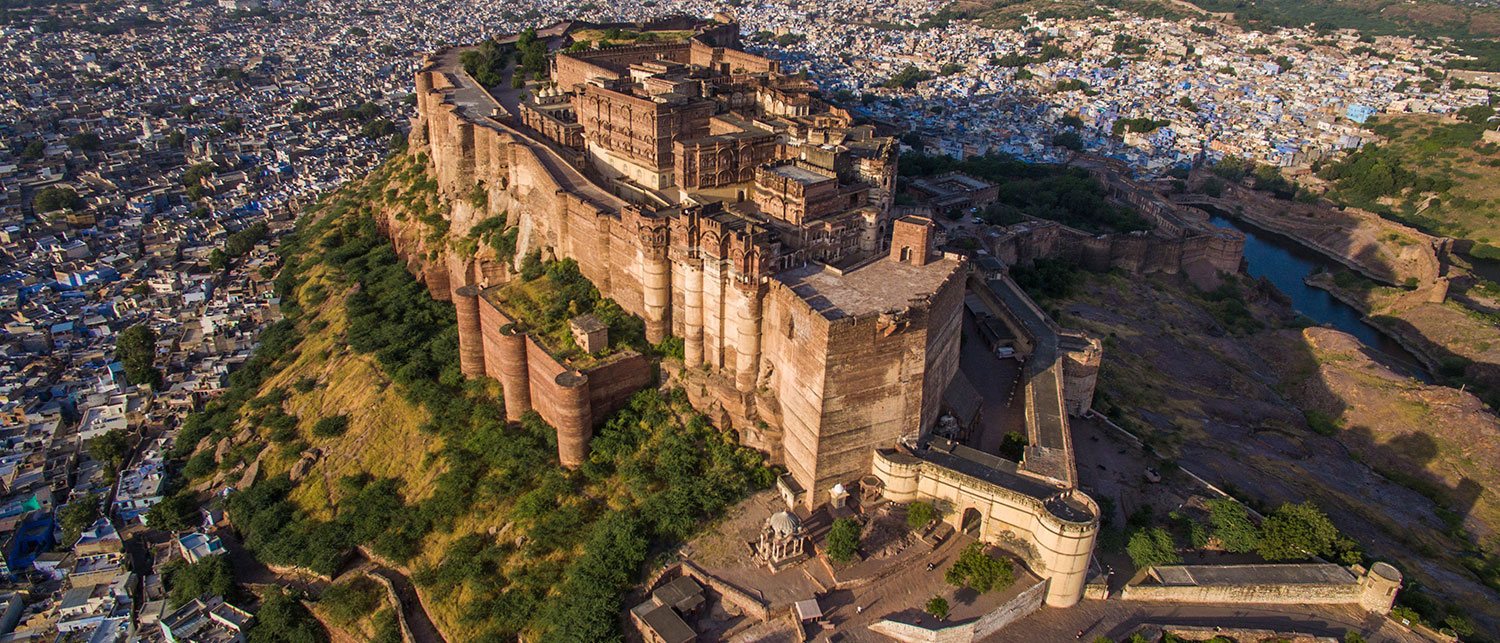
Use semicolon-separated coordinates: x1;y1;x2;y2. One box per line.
1176;175;1445;287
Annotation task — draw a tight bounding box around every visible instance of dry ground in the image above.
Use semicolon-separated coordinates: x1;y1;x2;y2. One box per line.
1056;270;1500;633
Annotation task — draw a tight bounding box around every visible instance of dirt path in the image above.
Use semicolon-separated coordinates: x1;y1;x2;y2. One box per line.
221;530;445;642
367;562;446;643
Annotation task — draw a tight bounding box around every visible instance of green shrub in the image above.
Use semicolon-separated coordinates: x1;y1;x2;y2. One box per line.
907;501;937;531
184;451;217;480
312;414;350;438
925;596;949;619
1206;499;1260;553
1303;410;1341;436
826;518;862;563
318;577;385;625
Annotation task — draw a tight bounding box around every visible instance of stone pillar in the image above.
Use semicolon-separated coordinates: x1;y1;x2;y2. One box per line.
425;261;451;302
703;260;725;368
497;324;532;422
734;283;762;394
453;285;485;378
553;371;593;468
683;259;704;366
643;247;671;344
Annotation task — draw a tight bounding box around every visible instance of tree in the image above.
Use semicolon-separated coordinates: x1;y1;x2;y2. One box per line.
883;65;932;89
925;596;949;620
184;451;216;480
33;186;82;213
1052;131;1084;152
68;132;102;151
147;492;199;533
906;501;937;531
825;518;861;563
519;249;544;281
164;556;235;608
117;324;163;389
58;495;102;546
1206;499;1260;553
21;140;46;159
248;588;326;642
1257;501;1343;561
1127;526;1181;569
945;542;1015;592
89;430;131;478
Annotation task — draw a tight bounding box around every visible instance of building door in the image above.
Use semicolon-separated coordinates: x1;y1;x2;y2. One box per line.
961;507;982;536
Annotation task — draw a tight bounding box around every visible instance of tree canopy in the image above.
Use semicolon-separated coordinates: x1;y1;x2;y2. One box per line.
33;186;82;213
945;542;1016;592
826;518;862;563
117;324;163;389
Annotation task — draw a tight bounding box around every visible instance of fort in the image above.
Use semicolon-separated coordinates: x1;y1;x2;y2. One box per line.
390;17;1402;628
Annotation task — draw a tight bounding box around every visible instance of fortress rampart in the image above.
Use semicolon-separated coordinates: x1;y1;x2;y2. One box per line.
473;293;654;467
401;38;965;505
983;219;1242;286
1120;562;1402;614
873;449;1098;607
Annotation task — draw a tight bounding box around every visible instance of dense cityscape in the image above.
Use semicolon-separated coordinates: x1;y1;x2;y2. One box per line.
0;0;1497;641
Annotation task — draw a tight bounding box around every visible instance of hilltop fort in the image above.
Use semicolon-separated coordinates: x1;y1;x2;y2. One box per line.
392;17;1108;609
387;18;1403;625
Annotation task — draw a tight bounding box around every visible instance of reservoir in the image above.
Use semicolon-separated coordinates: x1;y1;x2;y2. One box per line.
1203;211;1431;380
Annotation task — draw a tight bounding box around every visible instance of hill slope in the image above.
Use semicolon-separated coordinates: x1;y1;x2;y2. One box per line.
176;151;773;642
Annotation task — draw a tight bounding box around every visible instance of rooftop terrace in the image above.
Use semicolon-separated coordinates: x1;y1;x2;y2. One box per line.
775;254;961;321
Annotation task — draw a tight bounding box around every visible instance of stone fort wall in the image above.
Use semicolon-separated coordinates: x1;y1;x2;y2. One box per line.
985;219;1242;284
1119;562;1402;614
401;53;964;506
872;450;1099;608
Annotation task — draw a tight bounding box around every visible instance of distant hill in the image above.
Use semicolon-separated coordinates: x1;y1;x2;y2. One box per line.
942;0;1500;70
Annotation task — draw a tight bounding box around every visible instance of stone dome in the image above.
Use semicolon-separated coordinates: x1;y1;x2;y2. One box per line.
766;511;801;536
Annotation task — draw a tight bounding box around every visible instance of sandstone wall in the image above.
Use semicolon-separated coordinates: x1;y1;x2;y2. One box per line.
409;54;966;502
475;295;652;465
865;579;1049;642
1120;562;1401;615
759;281;832;502
986;220;1241;283
873;450;1099;607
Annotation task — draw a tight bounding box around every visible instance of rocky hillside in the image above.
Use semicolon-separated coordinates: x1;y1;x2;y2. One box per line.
173;151;773;642
1049;269;1500;636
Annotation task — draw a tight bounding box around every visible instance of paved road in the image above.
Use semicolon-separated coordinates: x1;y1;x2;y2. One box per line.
958;311;1026;456
432;47;624;214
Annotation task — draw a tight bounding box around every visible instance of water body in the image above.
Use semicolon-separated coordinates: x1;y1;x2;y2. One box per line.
1202;210;1432;380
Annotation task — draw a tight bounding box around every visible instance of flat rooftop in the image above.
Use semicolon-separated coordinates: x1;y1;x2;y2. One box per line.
1151;564;1357;587
768;163;832;185
776;255;959;320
